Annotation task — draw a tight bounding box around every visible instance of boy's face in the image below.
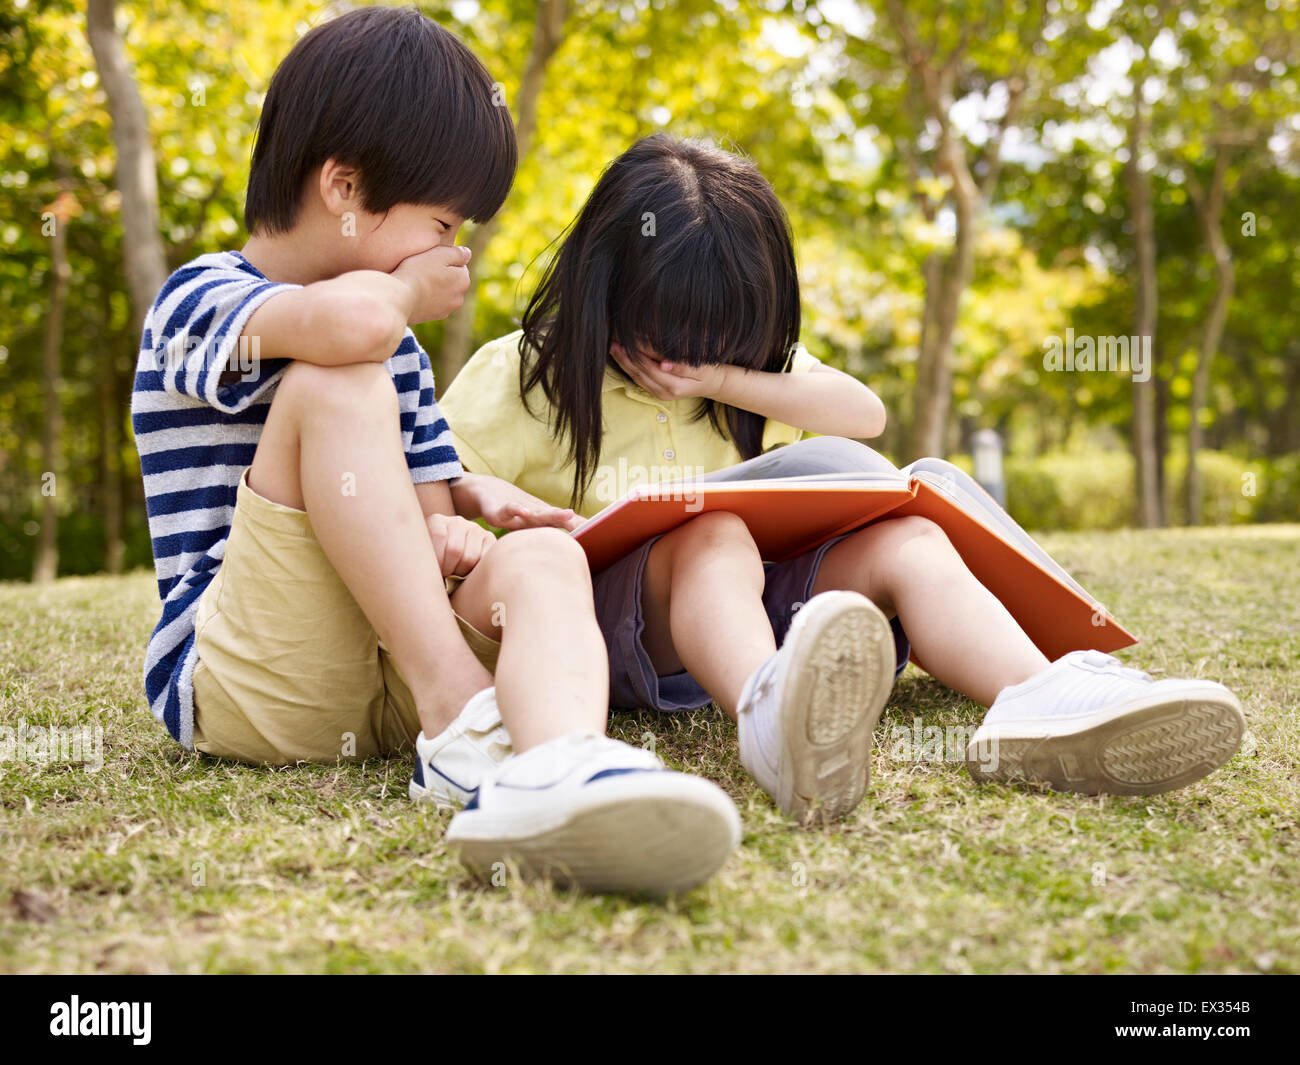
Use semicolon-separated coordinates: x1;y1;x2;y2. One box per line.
347;201;465;274
316;158;465;274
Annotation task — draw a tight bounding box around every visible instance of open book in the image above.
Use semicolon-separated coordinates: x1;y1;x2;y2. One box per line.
573;460;1136;663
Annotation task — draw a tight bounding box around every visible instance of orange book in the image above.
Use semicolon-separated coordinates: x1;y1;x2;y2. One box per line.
573;467;1137;662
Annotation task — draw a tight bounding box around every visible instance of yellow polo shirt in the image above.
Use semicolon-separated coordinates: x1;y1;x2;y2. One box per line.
440;330;820;517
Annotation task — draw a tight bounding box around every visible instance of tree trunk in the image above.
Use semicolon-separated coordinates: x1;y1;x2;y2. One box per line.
1154;349;1169;512
1124;100;1163;528
86;0;168;334
881;3;1027;462
904;86;981;461
911;252;943;455
909;230;973;459
98;282;124;573
438;0;569;386
34;195;70;584
1184;154;1235;525
87;0;167;575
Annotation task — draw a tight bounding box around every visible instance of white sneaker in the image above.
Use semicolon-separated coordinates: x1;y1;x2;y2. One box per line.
967;650;1246;795
446;730;741;895
409;687;512;808
737;590;895;821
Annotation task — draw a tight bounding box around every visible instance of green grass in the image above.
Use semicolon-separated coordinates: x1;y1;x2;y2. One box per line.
1;525;1297;974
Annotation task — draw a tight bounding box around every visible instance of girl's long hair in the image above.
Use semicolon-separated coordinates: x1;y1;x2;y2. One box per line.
519;134;801;507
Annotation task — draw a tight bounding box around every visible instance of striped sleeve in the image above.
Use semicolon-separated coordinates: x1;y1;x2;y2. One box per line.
145;260;298;414
393;334;463;484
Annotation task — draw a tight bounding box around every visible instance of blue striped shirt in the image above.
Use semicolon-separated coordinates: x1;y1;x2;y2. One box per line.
131;250;462;747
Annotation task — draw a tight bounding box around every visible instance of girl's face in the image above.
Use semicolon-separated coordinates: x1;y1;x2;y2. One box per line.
607;340;730;403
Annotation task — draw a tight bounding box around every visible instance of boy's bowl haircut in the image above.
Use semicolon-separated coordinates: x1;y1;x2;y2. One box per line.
244;5;517;235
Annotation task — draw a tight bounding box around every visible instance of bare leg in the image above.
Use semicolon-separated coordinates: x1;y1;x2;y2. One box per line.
813;515;1049;707
248;361;491;740
448;528;609;751
639;511;776;721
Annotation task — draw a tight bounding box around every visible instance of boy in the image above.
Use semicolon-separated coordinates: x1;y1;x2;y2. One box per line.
131;7;739;895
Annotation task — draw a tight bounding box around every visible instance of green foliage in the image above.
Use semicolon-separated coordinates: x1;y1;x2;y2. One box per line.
1005;451;1135;532
0;503;152;582
1003;449;1298;531
1244;452;1300;525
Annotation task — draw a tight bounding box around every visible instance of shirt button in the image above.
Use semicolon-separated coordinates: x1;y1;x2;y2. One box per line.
656;412;668;423
664;448;676;460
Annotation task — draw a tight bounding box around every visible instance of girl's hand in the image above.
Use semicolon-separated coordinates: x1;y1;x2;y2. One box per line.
610;343;730;401
426;512;496;578
453;473;582;532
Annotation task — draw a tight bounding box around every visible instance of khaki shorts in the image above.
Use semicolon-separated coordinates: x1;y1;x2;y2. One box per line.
191;469;500;765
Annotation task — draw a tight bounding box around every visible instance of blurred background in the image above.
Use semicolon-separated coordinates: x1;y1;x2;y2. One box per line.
1;0;1297;582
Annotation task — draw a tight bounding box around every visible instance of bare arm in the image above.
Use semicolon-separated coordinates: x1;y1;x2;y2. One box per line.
611;344;887;439
236;244;473;369
710;363;887;439
415;479;456;518
237;271;412;369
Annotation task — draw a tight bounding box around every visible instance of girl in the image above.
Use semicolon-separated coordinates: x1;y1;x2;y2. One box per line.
441;134;1245;820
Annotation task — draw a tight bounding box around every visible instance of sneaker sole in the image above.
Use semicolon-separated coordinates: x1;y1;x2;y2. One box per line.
966;685;1246;795
446;775;741;896
777;591;895;820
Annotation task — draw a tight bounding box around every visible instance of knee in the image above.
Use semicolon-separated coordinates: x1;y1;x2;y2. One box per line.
274;360;397;426
874;515;955;558
488;526;591;586
672;510;758;555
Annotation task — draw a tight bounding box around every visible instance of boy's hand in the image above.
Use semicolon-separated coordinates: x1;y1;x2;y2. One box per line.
610;342;730;401
391;244;473;325
426;512;495;578
452;473;582;532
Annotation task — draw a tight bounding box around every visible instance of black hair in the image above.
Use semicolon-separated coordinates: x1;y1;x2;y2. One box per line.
519;134;801;507
244;5;516;234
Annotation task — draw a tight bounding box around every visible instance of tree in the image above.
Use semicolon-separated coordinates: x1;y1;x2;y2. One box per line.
438;0;570;385
86;0;173;571
85;0;168;333
829;0;1097;460
1123;45;1163;528
1162;0;1299;522
33;179;73;583
889;1;1033;460
1182;149;1235;524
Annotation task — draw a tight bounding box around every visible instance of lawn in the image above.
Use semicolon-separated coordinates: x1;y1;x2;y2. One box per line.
1;525;1296;974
